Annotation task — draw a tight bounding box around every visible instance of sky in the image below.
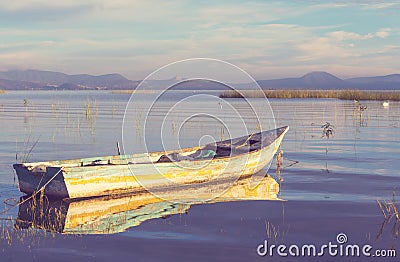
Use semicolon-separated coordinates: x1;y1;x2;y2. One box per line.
0;0;399;80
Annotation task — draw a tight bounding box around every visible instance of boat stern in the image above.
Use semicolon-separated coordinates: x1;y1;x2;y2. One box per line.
13;163;69;198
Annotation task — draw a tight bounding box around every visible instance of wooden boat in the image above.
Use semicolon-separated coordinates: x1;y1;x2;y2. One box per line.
13;126;289;199
15;174;280;234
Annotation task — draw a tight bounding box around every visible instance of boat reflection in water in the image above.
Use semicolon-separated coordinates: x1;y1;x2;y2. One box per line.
15;172;280;235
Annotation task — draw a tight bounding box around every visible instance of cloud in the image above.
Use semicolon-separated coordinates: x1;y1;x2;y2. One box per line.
0;0;97;10
328;28;391;41
328;31;374;41
289;24;400;78
0;40;56;53
296;36;351;61
296;28;393;59
0;3;94;24
375;28;391;38
0;1;399;79
361;2;400;9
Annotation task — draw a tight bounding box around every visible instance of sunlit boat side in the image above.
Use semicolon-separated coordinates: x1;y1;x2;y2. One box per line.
13;126;289;199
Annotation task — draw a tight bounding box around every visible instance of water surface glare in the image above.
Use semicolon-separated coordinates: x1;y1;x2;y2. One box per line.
0;91;399;261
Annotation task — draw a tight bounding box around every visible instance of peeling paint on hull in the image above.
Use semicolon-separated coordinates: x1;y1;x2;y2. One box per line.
13;126;289;199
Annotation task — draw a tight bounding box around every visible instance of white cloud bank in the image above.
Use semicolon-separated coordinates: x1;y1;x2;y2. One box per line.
0;1;400;79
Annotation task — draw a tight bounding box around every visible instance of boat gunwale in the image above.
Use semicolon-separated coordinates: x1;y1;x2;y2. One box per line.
16;126;289;169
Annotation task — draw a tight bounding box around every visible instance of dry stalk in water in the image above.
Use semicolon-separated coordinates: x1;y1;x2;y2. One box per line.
376;191;399;241
276;150;283;181
321;122;335;172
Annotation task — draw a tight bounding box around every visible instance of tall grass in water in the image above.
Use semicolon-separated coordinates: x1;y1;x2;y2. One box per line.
85;99;98;120
376;191;399;241
0;89;5;94
84;99;98;137
15;134;40;163
220;90;400;100
353;102;368;127
275;150;283;182
0;195;62;248
265;218;290;243
321;122;335;173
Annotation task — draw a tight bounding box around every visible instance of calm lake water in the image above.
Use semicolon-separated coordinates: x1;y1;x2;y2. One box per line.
0;90;399;261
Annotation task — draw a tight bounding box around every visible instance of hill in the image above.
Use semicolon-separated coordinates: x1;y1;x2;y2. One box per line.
257;72;400;90
1;69;399;90
0;70;137;90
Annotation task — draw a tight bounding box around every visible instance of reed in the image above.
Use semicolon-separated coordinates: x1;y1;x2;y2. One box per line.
376;191;399;241
16;133;40;163
275;150;283;182
354;102;368;127
321;122;335;173
377;192;399;222
0;195;63;248
0;89;5;94
265;219;290;243
220;89;400;101
85;99;93;120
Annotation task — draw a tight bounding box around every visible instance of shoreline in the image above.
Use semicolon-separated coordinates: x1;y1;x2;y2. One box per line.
1;89;400;101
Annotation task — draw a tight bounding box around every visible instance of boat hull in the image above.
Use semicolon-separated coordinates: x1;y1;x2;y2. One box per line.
14;126;288;199
15;174;280;234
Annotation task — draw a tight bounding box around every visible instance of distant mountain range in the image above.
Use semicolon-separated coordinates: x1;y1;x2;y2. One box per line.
0;69;399;90
0;70;138;90
257;71;400;90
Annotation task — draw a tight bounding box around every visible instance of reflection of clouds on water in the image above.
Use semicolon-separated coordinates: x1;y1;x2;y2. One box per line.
273;100;400;176
0;92;399;257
